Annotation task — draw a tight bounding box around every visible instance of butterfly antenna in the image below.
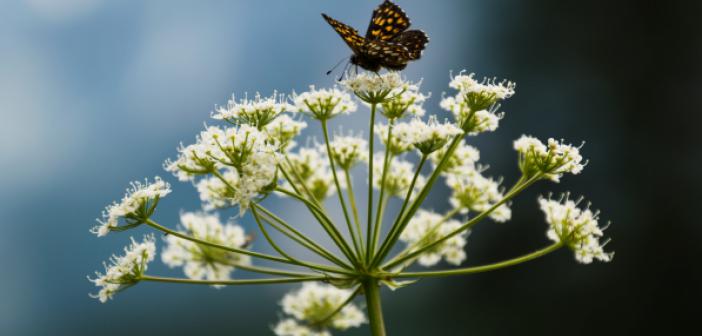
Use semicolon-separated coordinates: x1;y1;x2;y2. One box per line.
326;56;350;76
338;61;351;81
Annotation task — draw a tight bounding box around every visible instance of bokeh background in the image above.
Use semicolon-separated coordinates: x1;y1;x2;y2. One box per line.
1;0;699;335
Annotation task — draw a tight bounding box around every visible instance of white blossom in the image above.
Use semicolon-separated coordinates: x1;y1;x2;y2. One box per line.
539;195;613;264
446;169;511;222
92;177;171;237
399;210;469;266
340;72;405;104
404;117;462;155
212;91;292;128
514;135;585;182
440;94;502;135
429;139;480;174
375;122;415;155
89;235;156;302
326;135;368;170
379;80;429;119
161;212;251;288
264;115;307;150
275;282;365;335
448;71;515;101
293;85;357;120
371;154;425;198
282;147;338;200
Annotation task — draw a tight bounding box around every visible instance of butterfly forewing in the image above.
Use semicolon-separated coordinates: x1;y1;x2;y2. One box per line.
365;0;411;41
322;13;365;54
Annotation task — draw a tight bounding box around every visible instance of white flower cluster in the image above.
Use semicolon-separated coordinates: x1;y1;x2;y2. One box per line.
264;115;307;150
89;235;156;302
274;282;366;336
379;80;429;119
446;170;511;222
340;72;407;104
283;147;338;201
375;122;414;155
428;139;480;174
371;154;426;198
539;196;612;264
440;71;515;134
212;92;292;128
399;210;468;266
327;135;368;170
161;212;250;287
92;177;171;237
293;85;357;120
376;118;461;156
165;125;279;214
514;135;584;182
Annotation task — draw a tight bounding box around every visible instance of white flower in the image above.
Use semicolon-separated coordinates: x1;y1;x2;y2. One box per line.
379;80;429;119
161;212;251;288
399;210;469;266
273;319;331;336
449;71;516;101
264;115;307;150
446;169;511;222
326;135;368;170
440;94;502;135
89;235;156;302
514;135;585;182
405;117;462;155
340;72;405;104
429;139;480;174
212;92;292;128
282;147;337;200
371;154;426;198
92;177;171;237
293;85;357;120
276;282;365;334
539;195;613;264
375;122;415;155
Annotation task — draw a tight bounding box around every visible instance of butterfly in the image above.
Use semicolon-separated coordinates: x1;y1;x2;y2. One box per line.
322;0;429;72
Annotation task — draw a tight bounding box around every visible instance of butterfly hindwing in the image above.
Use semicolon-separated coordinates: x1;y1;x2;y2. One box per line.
365;0;411;41
394;30;429;60
322;13;366;54
364;40;411;70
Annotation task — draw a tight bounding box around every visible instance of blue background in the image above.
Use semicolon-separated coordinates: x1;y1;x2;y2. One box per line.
1;0;699;335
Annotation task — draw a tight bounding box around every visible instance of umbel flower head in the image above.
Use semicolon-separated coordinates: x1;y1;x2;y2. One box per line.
340;72;405;104
399;209;469;267
375;122;414;155
162;212;251;287
404;116;462;155
89;235;156;302
441;71;515;134
327;134;369;170
274;282;366;336
378;79;428;119
371;154;426;198
293;85;357;120
514;135;584;182
283;147;339;201
446;169;511;222
264;114;307;150
92;177;171;237
429;139;480;174
212;91;292;129
539;194;613;264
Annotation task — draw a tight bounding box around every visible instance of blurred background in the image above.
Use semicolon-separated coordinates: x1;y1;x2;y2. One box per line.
1;0;699;335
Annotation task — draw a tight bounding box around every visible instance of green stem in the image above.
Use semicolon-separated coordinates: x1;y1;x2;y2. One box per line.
140;275;327;286
321;120;362;260
371;154;428;267
392;242;563;278
363;279;386;336
343;168;365;258
384;173;544;269
370;121;394;263
366;103;377;266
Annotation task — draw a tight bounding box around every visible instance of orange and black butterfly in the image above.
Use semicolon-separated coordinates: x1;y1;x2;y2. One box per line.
322;0;429;72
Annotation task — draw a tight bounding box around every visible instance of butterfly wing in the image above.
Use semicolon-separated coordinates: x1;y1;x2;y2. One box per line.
364;40;411;70
365;0;411;41
322;13;366;54
393;30;429;60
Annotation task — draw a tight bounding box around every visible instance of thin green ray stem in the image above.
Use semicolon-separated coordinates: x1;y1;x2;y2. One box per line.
317;286;362;325
140;275;328;286
371;154;428;267
255;204;352;269
225;262;319;278
384;173;544;269
343;168;365;258
366;103;378;266
391;242;563;278
321;120;362;260
369;120;394;263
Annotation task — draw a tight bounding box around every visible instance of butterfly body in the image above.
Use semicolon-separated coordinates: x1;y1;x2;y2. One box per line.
322;0;428;72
